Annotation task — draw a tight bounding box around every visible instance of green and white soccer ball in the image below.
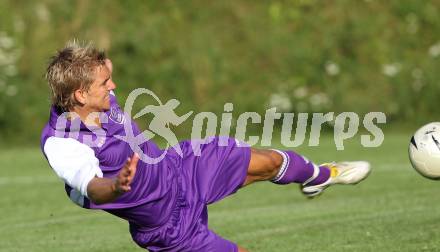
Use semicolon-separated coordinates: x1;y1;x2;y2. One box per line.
409;122;440;180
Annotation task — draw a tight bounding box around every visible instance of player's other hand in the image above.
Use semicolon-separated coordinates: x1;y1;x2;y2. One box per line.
114;153;139;194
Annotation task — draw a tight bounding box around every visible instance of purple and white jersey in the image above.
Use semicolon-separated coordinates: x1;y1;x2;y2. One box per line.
40;93;179;229
41;92;253;250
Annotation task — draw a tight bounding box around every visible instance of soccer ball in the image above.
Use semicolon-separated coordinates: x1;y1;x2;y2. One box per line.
409;122;440;180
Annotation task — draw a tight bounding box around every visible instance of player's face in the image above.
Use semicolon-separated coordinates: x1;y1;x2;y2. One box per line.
84;64;116;112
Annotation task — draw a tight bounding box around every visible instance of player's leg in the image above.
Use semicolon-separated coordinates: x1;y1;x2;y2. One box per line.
242;148;283;185
243;148;332;186
242;148;371;197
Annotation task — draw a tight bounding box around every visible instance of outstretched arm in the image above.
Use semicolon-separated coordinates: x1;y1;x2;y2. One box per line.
171;111;193;125
87;153;139;204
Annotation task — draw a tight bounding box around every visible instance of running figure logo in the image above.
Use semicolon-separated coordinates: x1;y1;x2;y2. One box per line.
116;88;193;164
134;98;192;156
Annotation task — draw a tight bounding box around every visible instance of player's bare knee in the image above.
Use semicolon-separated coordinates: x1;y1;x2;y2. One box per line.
267;150;283;177
249;148;283;180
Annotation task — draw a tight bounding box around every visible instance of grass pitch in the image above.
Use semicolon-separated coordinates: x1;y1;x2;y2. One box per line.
1;132;440;252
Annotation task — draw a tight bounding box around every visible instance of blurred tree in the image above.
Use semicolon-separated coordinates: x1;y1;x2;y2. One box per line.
0;0;439;144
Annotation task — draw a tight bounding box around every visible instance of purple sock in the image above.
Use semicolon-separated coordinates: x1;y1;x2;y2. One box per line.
271;150;330;185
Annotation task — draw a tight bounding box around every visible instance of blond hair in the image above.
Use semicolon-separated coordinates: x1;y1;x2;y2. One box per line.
45;40;106;111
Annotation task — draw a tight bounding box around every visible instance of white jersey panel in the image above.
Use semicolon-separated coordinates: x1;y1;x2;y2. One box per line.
43;137;103;198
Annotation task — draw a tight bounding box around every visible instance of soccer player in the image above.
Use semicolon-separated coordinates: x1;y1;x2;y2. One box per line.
41;42;371;252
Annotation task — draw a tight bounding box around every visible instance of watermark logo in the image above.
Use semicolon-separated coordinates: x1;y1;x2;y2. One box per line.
115;88;192;164
54;88;386;164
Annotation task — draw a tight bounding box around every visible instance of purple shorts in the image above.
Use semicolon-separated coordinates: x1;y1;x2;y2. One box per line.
131;137;251;251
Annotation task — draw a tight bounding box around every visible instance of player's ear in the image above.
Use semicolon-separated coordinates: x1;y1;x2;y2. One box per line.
74;89;87;106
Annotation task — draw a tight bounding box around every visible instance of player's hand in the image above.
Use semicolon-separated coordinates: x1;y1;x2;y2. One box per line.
114;153;139;194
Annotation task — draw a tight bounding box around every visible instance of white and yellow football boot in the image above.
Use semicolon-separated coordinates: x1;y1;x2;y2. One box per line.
300;161;371;198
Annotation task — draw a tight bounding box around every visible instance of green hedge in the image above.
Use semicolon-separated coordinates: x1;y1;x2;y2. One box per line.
0;0;439;143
